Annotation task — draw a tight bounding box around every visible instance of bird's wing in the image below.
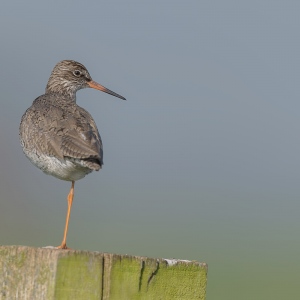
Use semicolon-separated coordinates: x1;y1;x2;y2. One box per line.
60;108;103;162
28;101;103;165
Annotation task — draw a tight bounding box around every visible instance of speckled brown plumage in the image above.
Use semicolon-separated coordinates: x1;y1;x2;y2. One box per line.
20;92;103;180
19;60;126;249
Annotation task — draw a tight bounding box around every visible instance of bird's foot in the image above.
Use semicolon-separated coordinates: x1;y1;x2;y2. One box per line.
56;243;71;250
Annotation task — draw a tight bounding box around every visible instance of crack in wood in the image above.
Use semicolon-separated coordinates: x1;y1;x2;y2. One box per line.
101;255;105;300
147;260;160;289
138;260;145;292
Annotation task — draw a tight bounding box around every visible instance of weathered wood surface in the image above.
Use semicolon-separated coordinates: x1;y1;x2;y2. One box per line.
0;245;207;300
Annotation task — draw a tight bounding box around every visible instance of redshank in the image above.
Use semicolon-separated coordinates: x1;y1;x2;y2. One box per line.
19;60;126;249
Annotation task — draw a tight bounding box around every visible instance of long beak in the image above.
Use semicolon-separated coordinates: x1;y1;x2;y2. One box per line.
87;80;126;100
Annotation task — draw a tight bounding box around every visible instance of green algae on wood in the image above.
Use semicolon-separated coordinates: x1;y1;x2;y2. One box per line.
108;256;207;300
0;245;207;300
55;252;103;299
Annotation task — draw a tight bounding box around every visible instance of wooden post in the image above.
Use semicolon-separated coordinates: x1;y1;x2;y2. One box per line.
0;245;207;299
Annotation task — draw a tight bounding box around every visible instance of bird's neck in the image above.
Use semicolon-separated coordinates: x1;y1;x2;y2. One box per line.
46;77;77;100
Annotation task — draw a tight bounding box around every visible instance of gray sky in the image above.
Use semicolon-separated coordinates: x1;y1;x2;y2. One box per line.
1;1;300;299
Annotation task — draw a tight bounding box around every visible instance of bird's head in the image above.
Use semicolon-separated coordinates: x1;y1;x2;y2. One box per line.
46;60;126;100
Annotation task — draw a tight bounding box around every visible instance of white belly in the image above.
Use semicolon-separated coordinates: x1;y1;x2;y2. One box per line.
24;151;92;181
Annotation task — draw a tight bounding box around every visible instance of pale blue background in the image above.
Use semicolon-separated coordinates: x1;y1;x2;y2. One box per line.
1;1;300;299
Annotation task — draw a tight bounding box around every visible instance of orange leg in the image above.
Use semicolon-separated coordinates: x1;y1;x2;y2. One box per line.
57;181;75;249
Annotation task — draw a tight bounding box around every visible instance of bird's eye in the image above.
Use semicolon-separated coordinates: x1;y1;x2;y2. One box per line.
73;70;81;77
